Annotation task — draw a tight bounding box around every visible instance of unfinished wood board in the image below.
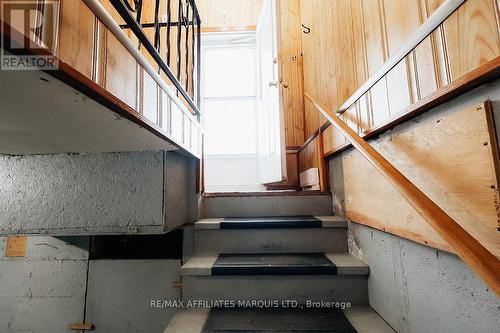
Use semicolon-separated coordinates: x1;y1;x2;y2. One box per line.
342;101;500;256
5;236;27;257
58;0;95;79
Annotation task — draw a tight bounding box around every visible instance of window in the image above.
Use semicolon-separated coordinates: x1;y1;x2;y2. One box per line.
202;33;257;155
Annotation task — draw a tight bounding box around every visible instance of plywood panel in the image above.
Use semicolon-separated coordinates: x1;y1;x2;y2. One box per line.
105;30;138;110
58;0;95;79
442;0;500;81
5;236;27;257
342;102;500;256
277;0;305;147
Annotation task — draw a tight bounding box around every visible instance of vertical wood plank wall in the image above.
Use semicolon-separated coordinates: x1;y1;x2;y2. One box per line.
297;0;500;177
196;0;263;30
52;0;202;155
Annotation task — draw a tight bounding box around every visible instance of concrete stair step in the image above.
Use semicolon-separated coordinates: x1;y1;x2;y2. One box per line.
181;253;369;276
195;216;346;229
194;216;348;254
180;253;369;305
164;306;395;333
202;192;333;218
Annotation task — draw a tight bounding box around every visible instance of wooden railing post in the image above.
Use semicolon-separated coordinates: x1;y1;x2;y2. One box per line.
305;94;500;296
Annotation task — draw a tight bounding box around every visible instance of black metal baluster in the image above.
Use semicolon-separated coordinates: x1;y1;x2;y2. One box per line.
185;2;190;93
177;0;183;89
154;0;161;52
136;0;143;49
166;0;172;67
110;0;200;117
196;12;201;109
190;1;195;100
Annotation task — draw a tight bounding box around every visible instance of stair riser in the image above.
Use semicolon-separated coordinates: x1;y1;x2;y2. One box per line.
183;275;368;305
203;195;333;217
194;228;348;254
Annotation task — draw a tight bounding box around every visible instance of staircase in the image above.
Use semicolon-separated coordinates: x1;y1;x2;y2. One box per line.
165;193;395;333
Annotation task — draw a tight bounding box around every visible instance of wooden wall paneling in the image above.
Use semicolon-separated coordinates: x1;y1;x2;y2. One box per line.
170;100;183;142
382;0;421;117
277;0;305;147
344;103;359;134
322;124;334;155
331;0;357;111
316;131;327;191
100;0;125;25
441;0;500;81
323;121;348;156
357;94;371;132
105;29;138;109
361;0;390;127
410;0;440;101
196;0;263;29
349;0;371;132
300;0;338;129
303;97;318;139
141;67;159;124
160;89;171;133
385;61;411;115
298;135;318;173
369;78;390;127
419;0;451;89
95;21;107;86
342;101;500;256
58;0;95;79
286;150;299;186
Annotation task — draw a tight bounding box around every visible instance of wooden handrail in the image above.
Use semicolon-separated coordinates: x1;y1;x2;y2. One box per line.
305;93;500;296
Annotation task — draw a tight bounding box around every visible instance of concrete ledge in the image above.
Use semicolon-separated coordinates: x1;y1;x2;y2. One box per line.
326;253;370;275
194;216;347;230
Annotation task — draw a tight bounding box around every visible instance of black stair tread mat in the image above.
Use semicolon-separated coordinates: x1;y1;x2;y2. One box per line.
212;253;337;275
221;216;321;229
201;307;357;332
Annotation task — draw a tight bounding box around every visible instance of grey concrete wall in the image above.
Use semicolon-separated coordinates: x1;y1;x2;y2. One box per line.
328;80;500;333
85;259;181;333
164;152;199;230
0;236;89;333
0;236;184;332
0;151;198;235
348;223;500;333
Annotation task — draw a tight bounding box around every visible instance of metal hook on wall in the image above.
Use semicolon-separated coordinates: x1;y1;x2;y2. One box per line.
302;24;310;34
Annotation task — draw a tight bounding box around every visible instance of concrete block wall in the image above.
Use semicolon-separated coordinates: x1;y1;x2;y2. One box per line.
0;235;184;332
347;223;500;333
0;236;89;332
0;151;198;235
